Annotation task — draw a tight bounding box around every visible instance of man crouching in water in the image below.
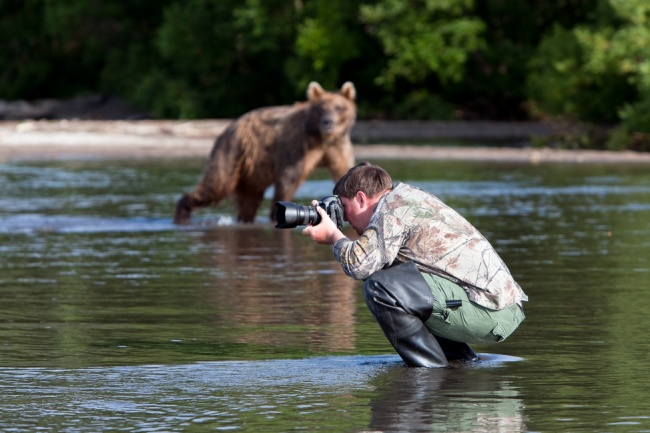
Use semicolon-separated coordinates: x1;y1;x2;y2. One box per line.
303;162;527;367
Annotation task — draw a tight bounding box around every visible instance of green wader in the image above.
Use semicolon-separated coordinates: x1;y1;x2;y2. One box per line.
363;261;525;368
422;272;526;345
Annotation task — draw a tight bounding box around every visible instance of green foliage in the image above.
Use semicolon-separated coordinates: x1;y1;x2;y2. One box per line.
0;0;57;99
139;0;243;118
0;0;649;150
390;90;456;120
607;99;650;151
132;0;299;118
526;25;636;123
459;0;597;120
290;0;362;91
360;0;485;87
526;0;650;149
135;0;360;118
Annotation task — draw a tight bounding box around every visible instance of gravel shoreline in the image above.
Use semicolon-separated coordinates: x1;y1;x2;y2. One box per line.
2;119;649;164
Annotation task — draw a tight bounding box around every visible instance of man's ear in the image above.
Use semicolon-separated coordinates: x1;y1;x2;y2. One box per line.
356;191;368;208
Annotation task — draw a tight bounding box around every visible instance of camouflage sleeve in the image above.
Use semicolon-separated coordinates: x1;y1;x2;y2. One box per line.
333;213;406;280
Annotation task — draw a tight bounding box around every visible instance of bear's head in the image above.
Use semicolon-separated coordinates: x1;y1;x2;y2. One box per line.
305;82;357;142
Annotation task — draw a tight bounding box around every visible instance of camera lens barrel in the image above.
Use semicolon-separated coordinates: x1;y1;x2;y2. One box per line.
275;202;321;229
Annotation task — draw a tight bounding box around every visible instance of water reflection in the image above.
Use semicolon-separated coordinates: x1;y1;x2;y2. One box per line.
0;354;524;432
193;227;358;353
367;356;526;432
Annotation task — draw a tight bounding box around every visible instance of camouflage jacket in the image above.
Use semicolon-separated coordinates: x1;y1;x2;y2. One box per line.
333;182;528;310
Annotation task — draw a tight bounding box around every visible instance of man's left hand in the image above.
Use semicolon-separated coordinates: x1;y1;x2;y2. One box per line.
302;201;346;246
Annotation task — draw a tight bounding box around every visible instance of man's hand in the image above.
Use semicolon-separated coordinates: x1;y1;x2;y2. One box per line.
302;201;347;245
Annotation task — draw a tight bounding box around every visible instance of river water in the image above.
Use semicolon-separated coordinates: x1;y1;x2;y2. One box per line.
1;157;649;432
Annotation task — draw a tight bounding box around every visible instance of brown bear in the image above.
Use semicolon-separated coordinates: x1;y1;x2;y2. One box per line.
174;81;356;224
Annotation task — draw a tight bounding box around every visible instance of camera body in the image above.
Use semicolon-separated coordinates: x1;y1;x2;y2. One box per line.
275;195;344;230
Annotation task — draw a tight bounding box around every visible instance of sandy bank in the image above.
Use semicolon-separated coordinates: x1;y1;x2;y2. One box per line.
1;119;649;164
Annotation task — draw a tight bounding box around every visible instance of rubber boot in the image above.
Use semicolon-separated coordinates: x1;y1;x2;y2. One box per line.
363;261;449;368
433;335;479;362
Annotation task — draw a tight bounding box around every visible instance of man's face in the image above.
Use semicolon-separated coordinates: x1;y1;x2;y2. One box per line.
340;194;370;236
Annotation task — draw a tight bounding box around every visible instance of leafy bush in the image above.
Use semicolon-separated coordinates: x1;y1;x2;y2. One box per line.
526;0;650;149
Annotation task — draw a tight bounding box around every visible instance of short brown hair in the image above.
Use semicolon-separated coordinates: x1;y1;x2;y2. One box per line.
333;162;393;198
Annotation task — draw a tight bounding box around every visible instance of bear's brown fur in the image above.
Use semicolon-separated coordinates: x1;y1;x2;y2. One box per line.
174;82;356;224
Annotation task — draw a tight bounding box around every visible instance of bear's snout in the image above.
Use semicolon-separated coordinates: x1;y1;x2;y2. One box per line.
320;116;335;134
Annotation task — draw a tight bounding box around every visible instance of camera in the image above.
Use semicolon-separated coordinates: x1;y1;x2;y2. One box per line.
275;195;344;230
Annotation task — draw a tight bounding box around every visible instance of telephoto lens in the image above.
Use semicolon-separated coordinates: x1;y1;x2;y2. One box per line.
274;202;320;229
275;196;343;230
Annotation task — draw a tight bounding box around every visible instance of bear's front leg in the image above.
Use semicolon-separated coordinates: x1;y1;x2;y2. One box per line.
174;194;193;224
270;169;305;221
236;189;266;223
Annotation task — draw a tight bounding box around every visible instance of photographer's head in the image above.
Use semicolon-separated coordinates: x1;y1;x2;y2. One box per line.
334;162;393;235
333;162;393;199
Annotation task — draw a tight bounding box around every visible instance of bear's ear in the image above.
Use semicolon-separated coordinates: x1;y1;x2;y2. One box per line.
307;82;325;101
340;82;356;101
